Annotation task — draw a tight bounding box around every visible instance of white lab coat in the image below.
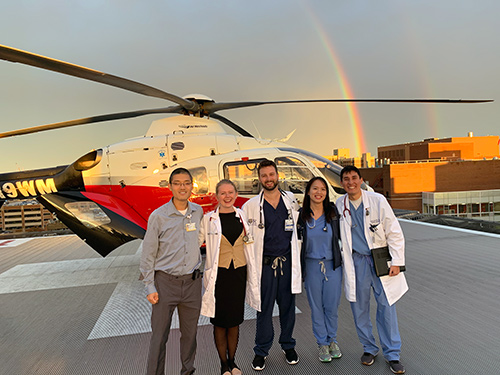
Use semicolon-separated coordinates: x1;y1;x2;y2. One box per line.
336;189;408;306
242;190;302;304
199;207;260;318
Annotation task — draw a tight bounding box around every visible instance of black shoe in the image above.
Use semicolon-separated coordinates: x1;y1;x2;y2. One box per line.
283;348;299;365
221;362;231;375
388;360;406;374
361;352;377;366
228;359;242;375
252;355;266;371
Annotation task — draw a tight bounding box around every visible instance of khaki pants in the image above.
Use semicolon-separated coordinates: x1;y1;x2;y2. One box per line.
146;271;202;375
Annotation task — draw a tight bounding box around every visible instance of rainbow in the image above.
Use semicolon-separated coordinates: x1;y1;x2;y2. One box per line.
302;3;367;155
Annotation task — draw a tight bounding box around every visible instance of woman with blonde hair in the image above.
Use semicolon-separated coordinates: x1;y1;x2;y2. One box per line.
200;179;259;375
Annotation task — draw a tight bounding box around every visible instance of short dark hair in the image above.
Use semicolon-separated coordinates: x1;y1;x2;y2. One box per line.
340;165;362;180
257;159;278;175
169;167;193;184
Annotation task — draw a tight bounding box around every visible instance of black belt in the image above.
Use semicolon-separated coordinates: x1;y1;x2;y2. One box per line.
263;256;273;265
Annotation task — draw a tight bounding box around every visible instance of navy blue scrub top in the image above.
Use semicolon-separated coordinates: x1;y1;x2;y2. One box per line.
263;197;292;257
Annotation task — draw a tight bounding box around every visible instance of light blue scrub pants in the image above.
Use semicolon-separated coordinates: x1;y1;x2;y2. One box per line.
350;251;401;361
304;259;342;346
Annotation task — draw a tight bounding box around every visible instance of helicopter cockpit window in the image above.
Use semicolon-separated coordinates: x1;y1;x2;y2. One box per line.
274;156;314;194
65;202;111;228
306;158;345;194
278;148;347;195
223;159;265;195
188;167;208;195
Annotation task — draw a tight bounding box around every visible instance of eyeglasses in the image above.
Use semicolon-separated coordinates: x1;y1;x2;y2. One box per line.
171;182;192;187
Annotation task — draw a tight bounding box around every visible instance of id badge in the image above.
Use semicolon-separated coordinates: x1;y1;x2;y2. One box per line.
243;234;254;244
284;219;294;232
186;222;196;232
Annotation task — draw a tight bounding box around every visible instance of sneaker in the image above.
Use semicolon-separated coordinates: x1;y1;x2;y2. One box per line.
252;355;266;371
318;345;332;362
328;341;342;359
283;348;299;365
388;360;406;374
361;352;377;366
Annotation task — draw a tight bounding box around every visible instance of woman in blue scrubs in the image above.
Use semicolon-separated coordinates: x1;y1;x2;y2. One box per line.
298;176;343;363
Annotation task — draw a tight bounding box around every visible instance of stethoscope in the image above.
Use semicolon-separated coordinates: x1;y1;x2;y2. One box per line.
342;196;352;219
257;189;293;229
306;213;328;232
342;195;370;228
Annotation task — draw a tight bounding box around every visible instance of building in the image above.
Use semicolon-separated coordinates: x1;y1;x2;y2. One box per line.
327;149;375;168
1;200;65;233
378;133;500;162
361;159;500;221
422;189;500;221
357;133;500;220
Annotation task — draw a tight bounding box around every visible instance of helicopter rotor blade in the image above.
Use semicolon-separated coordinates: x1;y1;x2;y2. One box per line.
210;113;254;138
205;98;493;114
0;106;183;139
0;44;197;111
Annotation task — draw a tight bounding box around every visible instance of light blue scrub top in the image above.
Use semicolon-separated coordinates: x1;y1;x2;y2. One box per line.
350;201;371;255
305;214;333;260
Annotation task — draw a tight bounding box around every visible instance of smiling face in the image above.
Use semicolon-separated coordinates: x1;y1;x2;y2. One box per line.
308;178;327;205
216;182;237;212
341;170;363;200
258;165;279;192
168;172;193;202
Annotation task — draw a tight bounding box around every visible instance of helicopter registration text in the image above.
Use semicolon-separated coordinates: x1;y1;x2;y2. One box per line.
0;178;57;199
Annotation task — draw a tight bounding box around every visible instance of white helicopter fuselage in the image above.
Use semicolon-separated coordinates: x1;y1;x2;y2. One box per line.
81;115;347;220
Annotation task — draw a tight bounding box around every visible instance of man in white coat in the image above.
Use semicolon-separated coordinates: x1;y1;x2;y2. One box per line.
336;166;408;375
242;159;301;371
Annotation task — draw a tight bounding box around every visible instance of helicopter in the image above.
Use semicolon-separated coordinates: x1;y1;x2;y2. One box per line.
0;44;492;257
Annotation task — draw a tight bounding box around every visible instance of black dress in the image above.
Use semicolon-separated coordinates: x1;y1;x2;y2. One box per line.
211;212;247;328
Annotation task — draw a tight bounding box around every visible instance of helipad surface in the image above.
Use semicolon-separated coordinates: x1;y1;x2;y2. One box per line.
0;220;499;375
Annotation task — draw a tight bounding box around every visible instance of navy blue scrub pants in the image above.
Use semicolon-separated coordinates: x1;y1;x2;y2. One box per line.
254;255;296;357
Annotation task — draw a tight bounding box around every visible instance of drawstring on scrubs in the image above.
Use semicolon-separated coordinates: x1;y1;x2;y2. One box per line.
271;256;287;277
318;260;329;281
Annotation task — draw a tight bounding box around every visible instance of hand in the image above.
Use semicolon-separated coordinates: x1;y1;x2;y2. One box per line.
147;292;159;304
389;265;400;276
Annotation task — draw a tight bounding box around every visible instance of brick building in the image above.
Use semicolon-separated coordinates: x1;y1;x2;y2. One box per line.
378;134;500;162
361;159;500;216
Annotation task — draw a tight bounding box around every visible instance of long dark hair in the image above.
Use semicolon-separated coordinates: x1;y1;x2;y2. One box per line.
301;176;337;223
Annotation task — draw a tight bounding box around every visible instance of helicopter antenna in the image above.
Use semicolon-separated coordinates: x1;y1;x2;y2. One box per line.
251;120;263;139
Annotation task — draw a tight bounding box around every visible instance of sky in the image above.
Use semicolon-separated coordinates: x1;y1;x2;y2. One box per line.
1;0;499;172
